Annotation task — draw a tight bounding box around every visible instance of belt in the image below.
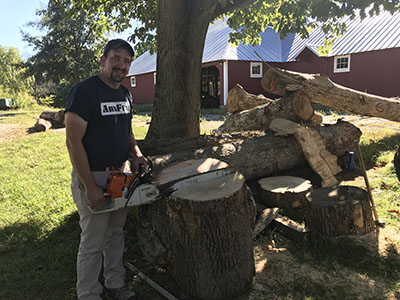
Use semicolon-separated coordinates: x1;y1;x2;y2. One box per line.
91;164;123;172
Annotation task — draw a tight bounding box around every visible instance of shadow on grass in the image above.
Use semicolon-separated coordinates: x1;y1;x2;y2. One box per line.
0;213;80;300
359;133;400;169
0;211;171;300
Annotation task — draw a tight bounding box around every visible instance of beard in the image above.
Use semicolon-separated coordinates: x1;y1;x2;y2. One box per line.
110;68;126;83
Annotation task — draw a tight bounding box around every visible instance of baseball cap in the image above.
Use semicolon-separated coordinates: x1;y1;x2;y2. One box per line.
103;39;134;57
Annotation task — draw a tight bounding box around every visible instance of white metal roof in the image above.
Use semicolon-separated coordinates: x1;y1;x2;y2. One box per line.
128;9;400;76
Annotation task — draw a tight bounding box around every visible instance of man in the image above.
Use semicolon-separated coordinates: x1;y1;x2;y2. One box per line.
65;39;145;300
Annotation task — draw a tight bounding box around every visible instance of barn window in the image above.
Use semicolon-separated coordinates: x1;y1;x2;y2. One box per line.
250;62;263;78
154;72;156;85
130;76;136;87
334;55;351;73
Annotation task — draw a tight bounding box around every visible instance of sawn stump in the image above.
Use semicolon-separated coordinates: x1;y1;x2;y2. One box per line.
137;158;256;300
304;185;375;236
258;176;312;209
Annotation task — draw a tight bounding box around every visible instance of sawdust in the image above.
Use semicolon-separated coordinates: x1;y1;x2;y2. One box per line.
251;226;400;300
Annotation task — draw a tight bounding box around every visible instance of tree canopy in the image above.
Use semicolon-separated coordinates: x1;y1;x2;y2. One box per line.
72;0;400;55
23;0;109;102
0;46;34;107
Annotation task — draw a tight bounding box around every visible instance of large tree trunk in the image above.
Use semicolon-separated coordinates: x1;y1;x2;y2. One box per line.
146;1;208;139
138;159;256;300
146;0;260;140
138;121;361;181
261;67;400;121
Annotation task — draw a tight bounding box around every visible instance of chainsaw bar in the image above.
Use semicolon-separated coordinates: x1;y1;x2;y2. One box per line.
159;167;236;194
89;166;234;214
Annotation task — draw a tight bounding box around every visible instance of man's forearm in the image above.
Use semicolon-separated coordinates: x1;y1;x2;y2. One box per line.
67;140;96;190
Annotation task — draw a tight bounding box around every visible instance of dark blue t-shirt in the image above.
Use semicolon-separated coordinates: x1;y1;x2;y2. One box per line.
65;76;133;170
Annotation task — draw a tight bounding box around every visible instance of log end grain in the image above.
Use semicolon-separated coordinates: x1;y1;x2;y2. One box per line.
258;176;312;209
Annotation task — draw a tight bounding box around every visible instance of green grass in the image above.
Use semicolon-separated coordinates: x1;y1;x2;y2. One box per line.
0;109;399;300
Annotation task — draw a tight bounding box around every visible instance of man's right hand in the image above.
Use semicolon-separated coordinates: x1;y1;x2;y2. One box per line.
85;185;106;207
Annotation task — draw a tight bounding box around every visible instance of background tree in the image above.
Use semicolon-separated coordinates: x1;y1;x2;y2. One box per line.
23;0;110;106
71;0;399;139
0;46;34;107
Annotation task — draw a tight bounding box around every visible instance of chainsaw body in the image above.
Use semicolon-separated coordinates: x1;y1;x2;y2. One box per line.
89;163;159;214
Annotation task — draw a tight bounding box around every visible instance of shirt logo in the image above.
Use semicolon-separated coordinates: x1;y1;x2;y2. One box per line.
101;101;131;116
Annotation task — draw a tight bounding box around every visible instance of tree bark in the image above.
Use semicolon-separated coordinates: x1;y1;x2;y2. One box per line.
137;159;256;300
138;121;362;181
304;185;375;236
226;84;272;113
147;0;260;140
261;67;400;122
218;94;301;133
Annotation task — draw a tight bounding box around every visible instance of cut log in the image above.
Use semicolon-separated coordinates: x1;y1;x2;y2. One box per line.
226;83;272;113
253;207;280;239
137;121;362;182
34;118;52;132
218;94;301;133
258;176;312;209
304;185;375;236
291;91;314;120
270;214;308;242
269;118;342;186
261;67;400;122
293;125;342;187
137;159;256;300
39;110;65;128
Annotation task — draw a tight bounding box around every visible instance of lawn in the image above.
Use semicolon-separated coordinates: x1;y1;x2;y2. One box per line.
0;108;399;300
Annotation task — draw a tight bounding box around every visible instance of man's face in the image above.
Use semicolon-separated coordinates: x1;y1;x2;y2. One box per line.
100;47;132;83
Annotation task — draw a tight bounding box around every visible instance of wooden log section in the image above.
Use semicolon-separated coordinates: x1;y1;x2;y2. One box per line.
39;110;65;128
137;159;256;300
34;118;52;132
304;185;375;236
138;121;362;182
226;83;272;113
261;67;400;122
218;93;305;133
269;118;342;187
258;176;312;209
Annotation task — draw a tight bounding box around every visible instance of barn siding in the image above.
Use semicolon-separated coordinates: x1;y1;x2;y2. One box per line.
228;60;267;96
122;72;155;105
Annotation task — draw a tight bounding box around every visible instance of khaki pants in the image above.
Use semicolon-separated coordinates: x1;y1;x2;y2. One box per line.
71;170;130;300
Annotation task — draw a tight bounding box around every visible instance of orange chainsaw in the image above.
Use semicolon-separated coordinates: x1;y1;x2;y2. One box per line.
89;161;159;214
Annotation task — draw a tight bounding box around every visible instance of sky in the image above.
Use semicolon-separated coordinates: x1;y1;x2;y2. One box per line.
0;0;133;61
0;0;45;60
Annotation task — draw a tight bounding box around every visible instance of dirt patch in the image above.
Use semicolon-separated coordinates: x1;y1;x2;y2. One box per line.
0;123;28;143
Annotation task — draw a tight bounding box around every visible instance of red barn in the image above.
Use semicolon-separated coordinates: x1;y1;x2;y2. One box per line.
123;9;400;106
